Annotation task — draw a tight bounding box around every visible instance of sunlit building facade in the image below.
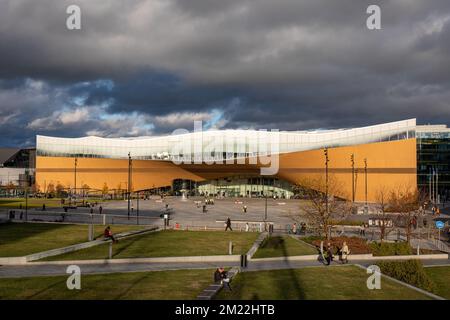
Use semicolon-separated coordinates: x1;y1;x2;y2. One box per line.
34;119;449;202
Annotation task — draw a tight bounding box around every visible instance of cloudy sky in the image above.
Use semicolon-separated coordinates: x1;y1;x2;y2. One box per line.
0;0;450;147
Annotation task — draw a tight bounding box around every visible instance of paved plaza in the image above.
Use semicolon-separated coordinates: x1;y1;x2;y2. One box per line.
10;196;309;230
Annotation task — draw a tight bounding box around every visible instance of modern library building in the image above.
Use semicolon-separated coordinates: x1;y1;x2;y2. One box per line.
34;119;450;203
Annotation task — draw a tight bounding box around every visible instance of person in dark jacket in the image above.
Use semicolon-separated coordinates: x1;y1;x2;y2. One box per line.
225;217;233;231
104;226;118;243
219;267;232;291
214;268;222;283
325;243;334;266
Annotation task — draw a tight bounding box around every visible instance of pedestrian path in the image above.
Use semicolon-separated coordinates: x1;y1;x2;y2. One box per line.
1;257;448;279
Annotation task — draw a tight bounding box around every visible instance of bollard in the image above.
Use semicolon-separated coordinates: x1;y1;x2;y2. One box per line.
108;241;113;259
229;241;233;255
240;254;248;268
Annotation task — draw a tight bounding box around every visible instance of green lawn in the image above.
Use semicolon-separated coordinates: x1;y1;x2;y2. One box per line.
0;269;213;300
425;266;450;299
216;266;432;300
0;222;144;257
44;230;259;261
252;235;318;258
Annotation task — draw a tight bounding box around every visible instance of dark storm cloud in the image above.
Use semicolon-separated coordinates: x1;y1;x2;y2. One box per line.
0;0;450;147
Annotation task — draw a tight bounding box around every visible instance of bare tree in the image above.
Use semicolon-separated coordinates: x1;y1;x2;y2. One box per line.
374;187;395;242
294;175;351;239
387;185;425;244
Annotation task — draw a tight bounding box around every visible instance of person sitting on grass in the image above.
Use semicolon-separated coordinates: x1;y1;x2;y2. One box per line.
104;226;118;243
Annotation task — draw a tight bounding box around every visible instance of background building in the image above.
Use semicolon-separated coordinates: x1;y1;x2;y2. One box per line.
0;148;35;195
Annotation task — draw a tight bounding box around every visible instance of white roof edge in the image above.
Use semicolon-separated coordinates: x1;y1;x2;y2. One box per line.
36;119;418;142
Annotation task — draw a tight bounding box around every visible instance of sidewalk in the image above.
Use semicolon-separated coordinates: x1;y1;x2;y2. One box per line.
1;257;449;279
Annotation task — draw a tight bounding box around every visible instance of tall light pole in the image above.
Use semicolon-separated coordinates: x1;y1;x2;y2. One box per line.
127;152;132;220
25;186;28;222
351;153;355;203
74;157;78;196
436;167;439;205
264;194;268;221
324;148;329;215
137;191;140;225
364;158;368;206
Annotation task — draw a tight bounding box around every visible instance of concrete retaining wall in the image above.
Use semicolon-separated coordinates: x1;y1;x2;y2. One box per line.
28;255;242;266
250;253;448;262
0;256;27;265
246;232;268;259
25;226;159;262
0;227;159;265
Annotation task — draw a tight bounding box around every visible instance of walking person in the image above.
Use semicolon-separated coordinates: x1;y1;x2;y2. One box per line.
242;205;247;213
325;243;333;266
292;223;297;235
225;217;233;231
99;206;103;214
341;241;350;264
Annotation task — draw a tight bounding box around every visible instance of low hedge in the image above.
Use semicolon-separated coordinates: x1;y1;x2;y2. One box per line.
377;260;436;293
260;236;285;249
307;236;372;254
370;242;412;256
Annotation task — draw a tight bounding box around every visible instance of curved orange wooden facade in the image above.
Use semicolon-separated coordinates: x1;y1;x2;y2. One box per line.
35;138;417;202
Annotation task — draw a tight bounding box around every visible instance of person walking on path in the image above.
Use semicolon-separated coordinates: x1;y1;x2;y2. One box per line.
325;243;333;266
242;205;247;213
341;241;350;264
225;217;233;231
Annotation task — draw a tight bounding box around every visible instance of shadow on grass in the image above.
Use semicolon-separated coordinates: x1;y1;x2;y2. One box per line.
0;222;70;247
114;273;151;299
111;234;143;258
241;236;306;300
276;237;305;299
27;278;67;299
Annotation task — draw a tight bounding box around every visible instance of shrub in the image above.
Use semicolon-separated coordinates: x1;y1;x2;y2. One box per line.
370;242;412;256
260;236;285;249
377;260;436;293
301;236;323;245
329;219;364;226
309;236;371;254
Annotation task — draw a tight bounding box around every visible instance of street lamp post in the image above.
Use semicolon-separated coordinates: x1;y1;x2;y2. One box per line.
351;153;355;203
137;192;140;225
324;148;329;215
127;152;132;220
74;157;78;196
25;186;28;222
364;158;368;206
